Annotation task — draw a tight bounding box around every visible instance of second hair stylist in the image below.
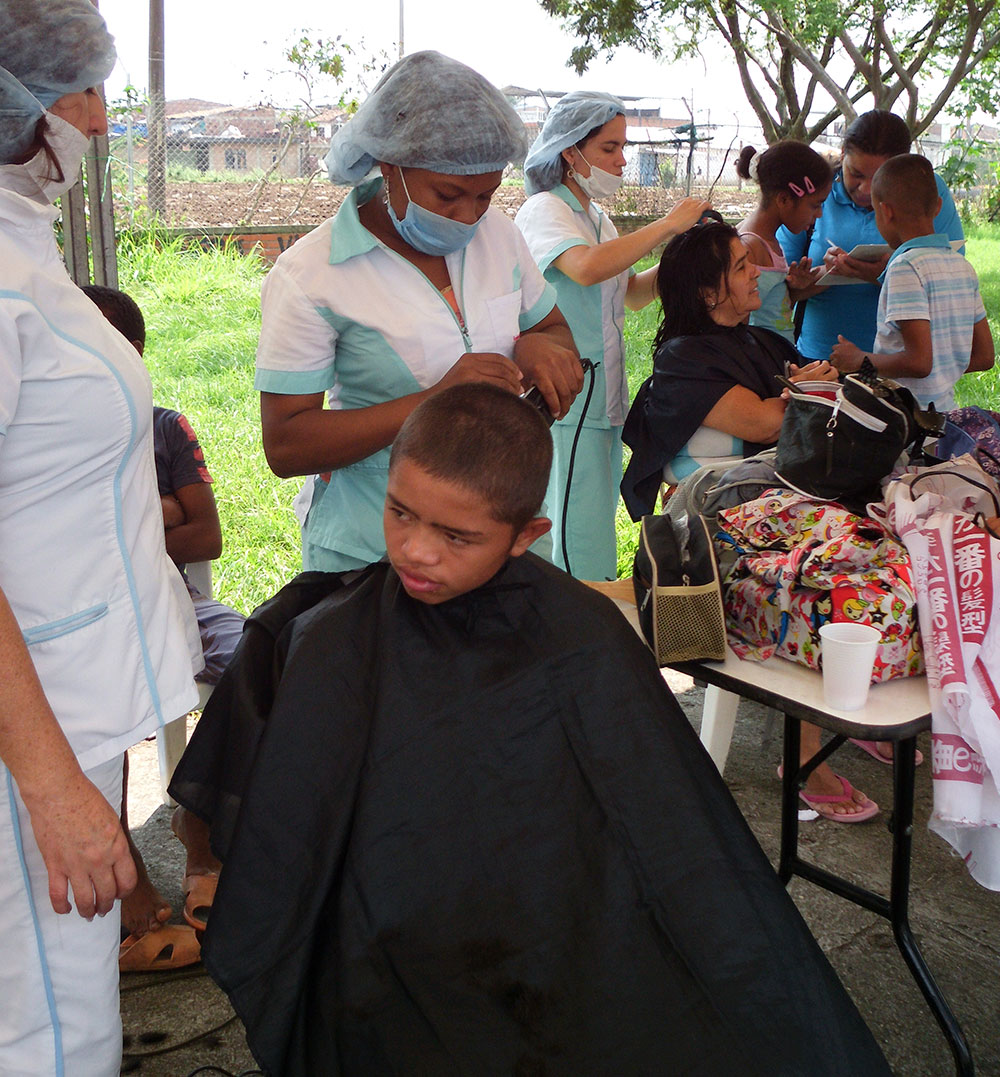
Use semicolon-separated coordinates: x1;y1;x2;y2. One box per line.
516;92;709;579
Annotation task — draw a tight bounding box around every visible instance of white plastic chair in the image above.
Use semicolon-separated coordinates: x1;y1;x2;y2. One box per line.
698;686;741;773
156;561;214;804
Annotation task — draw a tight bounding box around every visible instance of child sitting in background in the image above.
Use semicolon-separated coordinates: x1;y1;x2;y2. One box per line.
170;383;890;1075
831;154;995;406
736;141;833;341
82;285;238;969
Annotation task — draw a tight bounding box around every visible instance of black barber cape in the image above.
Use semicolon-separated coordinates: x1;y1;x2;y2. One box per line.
171;554;889;1077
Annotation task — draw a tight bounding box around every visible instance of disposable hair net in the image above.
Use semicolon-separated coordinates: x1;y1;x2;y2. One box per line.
0;0;116;163
325;51;528;185
523;91;624;196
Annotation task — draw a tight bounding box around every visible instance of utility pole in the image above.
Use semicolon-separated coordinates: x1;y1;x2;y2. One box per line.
682;94;695;196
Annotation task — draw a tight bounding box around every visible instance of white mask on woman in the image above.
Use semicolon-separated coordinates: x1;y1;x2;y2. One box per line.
570;150;623;200
0;111;90;204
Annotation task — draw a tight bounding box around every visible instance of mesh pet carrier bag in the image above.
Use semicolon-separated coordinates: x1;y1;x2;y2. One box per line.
632;512;727;665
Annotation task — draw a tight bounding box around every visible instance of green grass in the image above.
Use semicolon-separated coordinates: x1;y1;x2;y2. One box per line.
118;232;298;615
958;223;1000;409
164;165;273;184
123;225;1000;611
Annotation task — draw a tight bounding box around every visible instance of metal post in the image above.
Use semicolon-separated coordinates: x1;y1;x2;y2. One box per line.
84;121;118;288
61;182;90;284
126;111;135;224
148;0;166;217
704;109;711;190
682;94;695;197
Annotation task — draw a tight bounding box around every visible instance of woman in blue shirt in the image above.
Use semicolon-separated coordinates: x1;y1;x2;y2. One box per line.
779;110;963;361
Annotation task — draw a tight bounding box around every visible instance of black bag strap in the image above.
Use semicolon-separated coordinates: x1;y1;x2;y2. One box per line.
910;468;1000;517
791;220;817;344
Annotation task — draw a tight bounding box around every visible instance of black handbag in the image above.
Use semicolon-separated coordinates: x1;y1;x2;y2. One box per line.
774;369;941;511
632;512;727;665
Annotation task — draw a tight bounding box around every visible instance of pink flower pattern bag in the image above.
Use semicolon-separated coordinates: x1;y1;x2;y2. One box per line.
716;490;923;682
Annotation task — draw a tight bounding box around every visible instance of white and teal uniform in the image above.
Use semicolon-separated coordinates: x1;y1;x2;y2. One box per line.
256;176;558;572
0;184;200;1076
515;185;630;580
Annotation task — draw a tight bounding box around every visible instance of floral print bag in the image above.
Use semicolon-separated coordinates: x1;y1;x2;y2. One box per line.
716;490;923;682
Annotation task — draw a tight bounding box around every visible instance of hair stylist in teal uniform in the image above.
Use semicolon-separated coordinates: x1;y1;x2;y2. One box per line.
516;92;709;580
256;52;582;574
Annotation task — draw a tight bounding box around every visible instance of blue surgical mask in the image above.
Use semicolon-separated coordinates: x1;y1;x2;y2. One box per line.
386;168;480;256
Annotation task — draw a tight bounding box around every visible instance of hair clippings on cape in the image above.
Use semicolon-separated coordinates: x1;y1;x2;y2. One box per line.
787;176;817;197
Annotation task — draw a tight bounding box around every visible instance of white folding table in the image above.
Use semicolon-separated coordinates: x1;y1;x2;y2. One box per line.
667;650;972;1077
597;586;972;1076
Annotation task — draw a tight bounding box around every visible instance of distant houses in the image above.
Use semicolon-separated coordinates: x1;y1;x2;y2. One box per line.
111;99;353;179
108;95;987;188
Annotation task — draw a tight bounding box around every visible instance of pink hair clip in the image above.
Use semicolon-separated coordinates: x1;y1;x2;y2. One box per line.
788;176;817;197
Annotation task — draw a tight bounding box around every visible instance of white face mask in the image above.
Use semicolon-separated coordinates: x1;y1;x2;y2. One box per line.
570;150;623;200
1;111;90;204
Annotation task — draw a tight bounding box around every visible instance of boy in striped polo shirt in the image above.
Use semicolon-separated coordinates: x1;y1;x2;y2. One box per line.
831;153;994;407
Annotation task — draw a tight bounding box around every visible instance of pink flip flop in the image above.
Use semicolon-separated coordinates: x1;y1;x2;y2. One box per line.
797;774;880;823
850;738;924;767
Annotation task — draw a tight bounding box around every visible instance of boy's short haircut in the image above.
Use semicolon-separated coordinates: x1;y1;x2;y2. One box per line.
871;154;939;218
80;283;146;347
390;384;553;531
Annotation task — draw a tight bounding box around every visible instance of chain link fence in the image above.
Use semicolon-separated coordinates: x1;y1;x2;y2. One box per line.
99;91;999;239
104;95;777;232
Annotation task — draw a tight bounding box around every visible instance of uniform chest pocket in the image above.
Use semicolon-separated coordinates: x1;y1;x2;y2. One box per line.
476;291;522;356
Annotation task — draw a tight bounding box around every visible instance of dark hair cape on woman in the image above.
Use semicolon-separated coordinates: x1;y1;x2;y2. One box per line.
170;556;890;1077
621;323;798;519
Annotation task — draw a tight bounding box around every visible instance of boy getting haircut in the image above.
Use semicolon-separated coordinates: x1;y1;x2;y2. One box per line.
385;386;553;605
170;387;892;1077
390;383;552;531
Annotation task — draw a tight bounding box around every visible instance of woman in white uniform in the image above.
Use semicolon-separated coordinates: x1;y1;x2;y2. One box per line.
0;4;200;1072
515;92;710;579
257;51;582;572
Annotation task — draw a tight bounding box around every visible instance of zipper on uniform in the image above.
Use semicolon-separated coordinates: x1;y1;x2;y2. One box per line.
380;242;472;351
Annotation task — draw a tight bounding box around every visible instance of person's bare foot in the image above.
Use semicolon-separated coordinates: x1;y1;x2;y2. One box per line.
801;761;874;817
122;831;172;938
870;740;894;761
794;723;875;818
170;805;221;878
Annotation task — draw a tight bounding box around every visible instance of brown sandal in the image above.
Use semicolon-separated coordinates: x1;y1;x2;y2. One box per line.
119;925;201;972
182;872;219;932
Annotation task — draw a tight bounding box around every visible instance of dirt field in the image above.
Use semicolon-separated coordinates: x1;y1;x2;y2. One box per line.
154;177;758;229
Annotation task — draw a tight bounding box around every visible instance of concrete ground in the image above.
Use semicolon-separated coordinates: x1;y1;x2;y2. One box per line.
121;672;1000;1077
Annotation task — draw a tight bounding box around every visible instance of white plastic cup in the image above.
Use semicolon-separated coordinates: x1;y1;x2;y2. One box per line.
819;622;882;711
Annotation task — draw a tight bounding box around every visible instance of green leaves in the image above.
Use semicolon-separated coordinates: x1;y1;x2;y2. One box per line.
280;31;388;114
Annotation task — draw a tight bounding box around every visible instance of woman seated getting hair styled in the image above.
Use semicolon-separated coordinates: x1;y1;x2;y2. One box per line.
620;220;838;521
621;221;880;822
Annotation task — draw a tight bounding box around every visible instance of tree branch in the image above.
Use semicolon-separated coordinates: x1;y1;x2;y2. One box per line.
539;0;1000;143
